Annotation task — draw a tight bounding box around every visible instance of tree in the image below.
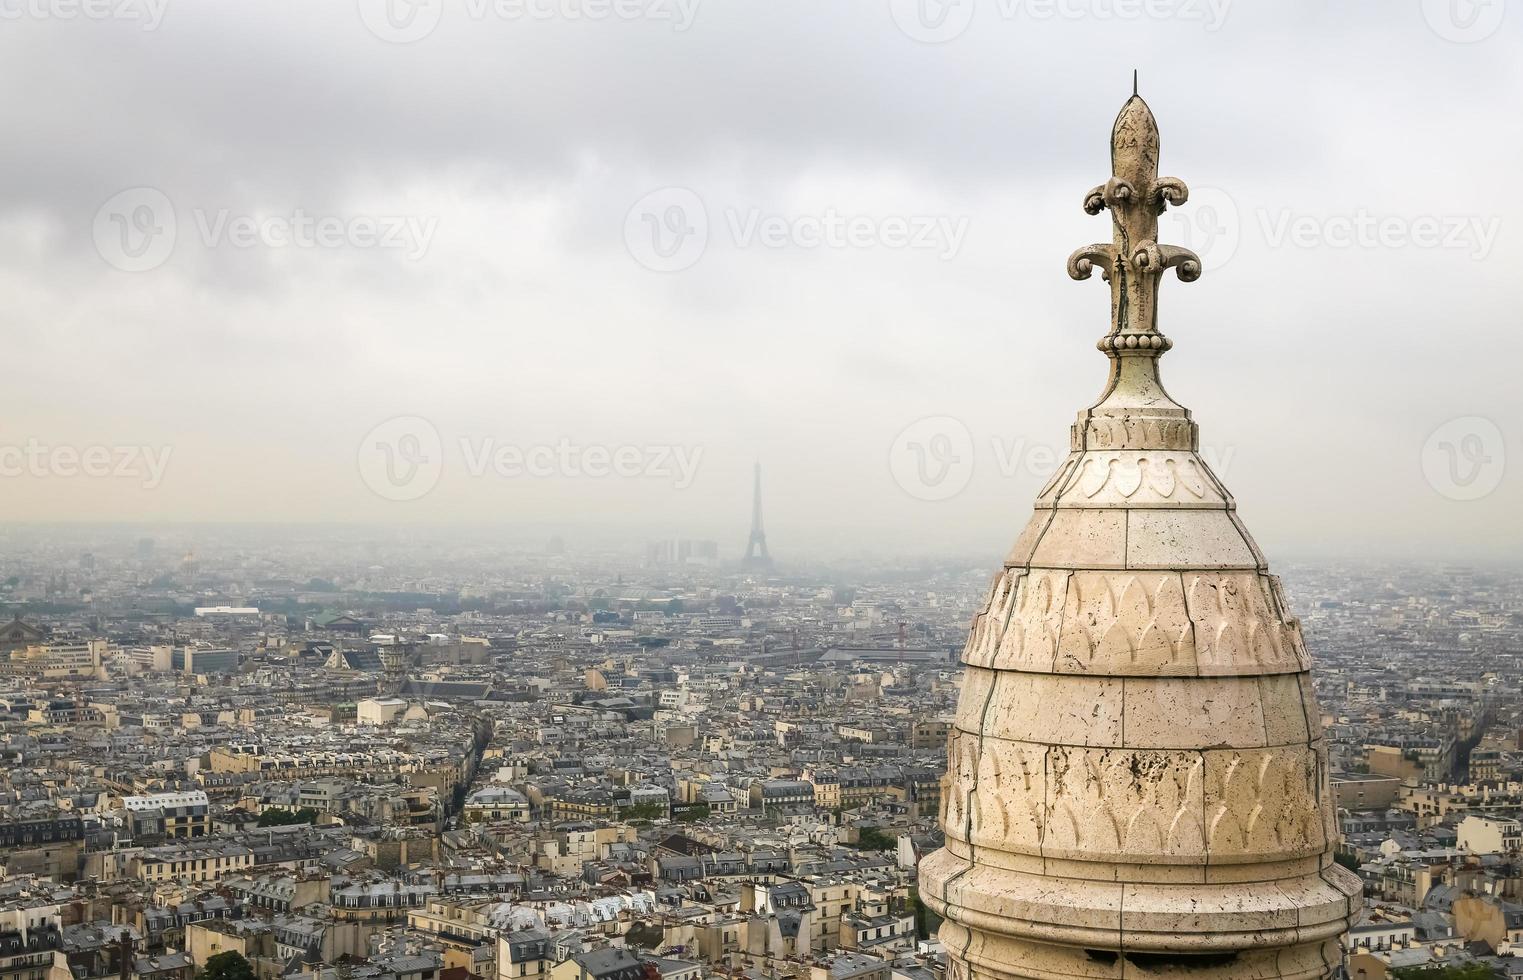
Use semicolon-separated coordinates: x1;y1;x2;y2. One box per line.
257;807;319;827
853;827;897;851
619;802;667;822
197;951;255;980
1392;965;1501;979
908;887;939;941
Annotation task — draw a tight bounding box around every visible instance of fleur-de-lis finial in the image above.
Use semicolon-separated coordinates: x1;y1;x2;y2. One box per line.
1067;84;1199;359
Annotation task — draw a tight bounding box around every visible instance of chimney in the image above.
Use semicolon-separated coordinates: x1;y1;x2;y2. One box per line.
118;929;134;980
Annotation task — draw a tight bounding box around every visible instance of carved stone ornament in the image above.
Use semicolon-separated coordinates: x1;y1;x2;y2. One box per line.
918;84;1362;980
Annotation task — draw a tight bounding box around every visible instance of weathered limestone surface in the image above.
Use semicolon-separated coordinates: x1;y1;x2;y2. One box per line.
918;92;1361;979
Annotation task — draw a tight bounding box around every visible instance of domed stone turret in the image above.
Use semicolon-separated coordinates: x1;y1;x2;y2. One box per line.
918;89;1362;979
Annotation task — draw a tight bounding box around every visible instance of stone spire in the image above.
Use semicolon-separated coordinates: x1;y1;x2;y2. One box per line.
918;91;1361;979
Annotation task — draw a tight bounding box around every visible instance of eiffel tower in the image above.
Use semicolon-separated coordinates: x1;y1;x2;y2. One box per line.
741;462;772;568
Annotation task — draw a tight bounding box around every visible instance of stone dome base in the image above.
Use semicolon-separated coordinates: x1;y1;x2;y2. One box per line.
937;918;1347;980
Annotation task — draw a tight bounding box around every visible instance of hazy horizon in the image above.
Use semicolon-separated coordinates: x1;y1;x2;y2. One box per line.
3;519;1520;572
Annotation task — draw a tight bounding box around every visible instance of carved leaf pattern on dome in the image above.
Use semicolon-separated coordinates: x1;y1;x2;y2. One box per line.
1045;752;1118;855
1316;742;1338;847
1125;754;1205;856
963;569;1021;668
1071;454;1208;503
1077;417;1194;451
940;729;980;841
1269;574;1316;671
1057;571;1194;674
1284;619;1314;671
1042;746;1205;859
971;740;1046;852
1185;573;1297;673
1036;454;1081;502
991;570;1070;671
1205;749;1325;859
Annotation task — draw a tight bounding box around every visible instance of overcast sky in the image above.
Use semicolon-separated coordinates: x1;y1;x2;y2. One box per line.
0;0;1519;562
